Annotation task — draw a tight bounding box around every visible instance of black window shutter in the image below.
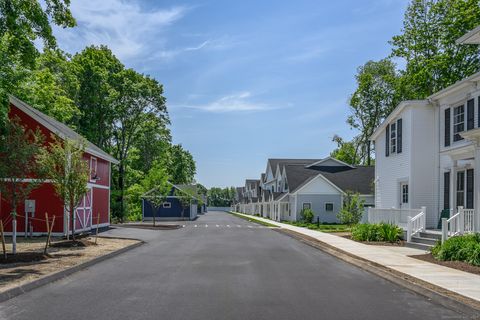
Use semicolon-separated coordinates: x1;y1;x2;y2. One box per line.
385;124;390;157
443;172;450;210
467;169;474;209
467;99;474;130
397;119;402;153
444;108;450;147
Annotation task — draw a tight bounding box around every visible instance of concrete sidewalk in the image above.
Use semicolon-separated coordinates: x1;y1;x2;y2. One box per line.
233;212;480;303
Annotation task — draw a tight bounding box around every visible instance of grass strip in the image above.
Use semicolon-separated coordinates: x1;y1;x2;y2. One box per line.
228;212;279;227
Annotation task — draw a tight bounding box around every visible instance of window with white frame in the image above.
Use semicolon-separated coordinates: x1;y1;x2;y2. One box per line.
401;184;408;204
390;122;397;154
163;202;171;208
325;203;334;211
453;105;464;141
302;203;311;210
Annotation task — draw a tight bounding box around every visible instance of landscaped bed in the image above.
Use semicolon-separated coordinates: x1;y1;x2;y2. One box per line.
0;236;139;293
410;253;480;276
281;221;350;233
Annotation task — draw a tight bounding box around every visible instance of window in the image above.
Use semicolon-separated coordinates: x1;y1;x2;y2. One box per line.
90;157;98;182
390;122;397;154
163;202;171;208
453;105;464;141
401;184;408;204
284;179;288;191
325;203;333;211
302;203;311;210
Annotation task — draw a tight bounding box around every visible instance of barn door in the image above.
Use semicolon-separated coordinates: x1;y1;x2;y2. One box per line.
75;188;92;232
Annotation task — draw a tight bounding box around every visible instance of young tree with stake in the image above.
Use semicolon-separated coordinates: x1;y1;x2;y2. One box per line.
37;136;89;241
0;117;45;254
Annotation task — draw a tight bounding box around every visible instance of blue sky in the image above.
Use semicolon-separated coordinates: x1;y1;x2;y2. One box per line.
53;0;409;188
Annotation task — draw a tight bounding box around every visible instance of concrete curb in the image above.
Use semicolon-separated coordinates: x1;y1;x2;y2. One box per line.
0;240;144;303
275;229;480;319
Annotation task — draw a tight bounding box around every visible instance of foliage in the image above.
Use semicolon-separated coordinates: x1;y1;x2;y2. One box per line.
431;233;480;266
167;144;196;185
330;135;361;166
390;0;480;99
37;136;89;240
208;187;235;207
351;223;402;243
300;208;315;223
337;191;365;225
0;0;75;120
0;117;46;253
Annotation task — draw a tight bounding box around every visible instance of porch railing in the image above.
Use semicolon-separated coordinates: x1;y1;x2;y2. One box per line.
407;210;426;242
441;207;476;243
367;207;424;227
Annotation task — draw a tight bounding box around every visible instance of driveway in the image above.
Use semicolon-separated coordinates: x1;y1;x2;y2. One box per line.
0;211;467;320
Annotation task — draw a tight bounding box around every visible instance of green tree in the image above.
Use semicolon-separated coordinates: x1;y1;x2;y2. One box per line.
109;69;168;221
347;59;401;165
337;191;365;226
0;0;75;119
300;208;314;223
168;144;196;184
70;45;124;149
330;135;362;166
390;0;480;98
0;117;45;254
37;136;89;241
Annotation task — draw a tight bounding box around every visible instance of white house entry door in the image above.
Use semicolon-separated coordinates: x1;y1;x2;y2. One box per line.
400;183;409;208
75;188;93;232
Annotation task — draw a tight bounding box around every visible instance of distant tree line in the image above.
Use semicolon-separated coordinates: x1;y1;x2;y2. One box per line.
0;1;196;222
332;0;480;165
207;187;236;207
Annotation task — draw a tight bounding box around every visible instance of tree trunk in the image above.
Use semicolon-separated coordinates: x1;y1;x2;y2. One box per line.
70;200;76;241
11;209;17;255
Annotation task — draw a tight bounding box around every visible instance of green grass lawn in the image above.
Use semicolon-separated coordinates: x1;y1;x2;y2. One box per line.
228;212;279;227
281;221;350;233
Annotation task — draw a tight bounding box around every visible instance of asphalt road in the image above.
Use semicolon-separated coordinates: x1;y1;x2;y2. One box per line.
0;211;469;320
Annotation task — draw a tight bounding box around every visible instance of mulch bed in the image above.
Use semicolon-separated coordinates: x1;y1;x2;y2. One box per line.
410;253;480;276
0;252;49;264
50;239;96;248
114;223;181;230
340;234;405;246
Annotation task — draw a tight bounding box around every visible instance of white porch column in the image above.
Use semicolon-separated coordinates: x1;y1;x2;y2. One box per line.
475;147;480;231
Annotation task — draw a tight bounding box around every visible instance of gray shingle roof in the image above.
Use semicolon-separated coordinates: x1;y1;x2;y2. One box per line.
10;95;118;164
285;164;374;194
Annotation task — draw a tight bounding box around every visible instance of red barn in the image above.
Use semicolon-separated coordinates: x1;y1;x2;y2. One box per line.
0;96;118;236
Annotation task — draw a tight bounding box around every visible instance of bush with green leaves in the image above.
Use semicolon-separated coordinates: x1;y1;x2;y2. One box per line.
351;223;402;243
431;233;480;266
300;208;315;223
337;191;365;225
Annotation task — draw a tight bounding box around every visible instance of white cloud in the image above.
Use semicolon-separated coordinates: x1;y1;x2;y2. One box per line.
52;0;188;61
173;92;274;113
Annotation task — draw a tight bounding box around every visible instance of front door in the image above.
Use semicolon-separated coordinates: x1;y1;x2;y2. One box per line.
400;183;409;209
75;188;92;232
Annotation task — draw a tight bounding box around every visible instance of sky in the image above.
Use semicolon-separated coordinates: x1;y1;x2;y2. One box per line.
52;0;409;188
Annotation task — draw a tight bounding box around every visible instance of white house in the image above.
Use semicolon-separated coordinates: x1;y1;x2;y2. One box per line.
370;27;480;242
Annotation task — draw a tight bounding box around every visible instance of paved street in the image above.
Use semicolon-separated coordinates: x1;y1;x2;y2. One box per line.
0;211;468;320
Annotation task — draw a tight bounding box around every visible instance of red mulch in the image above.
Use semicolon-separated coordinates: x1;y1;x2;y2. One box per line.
410;253;480;275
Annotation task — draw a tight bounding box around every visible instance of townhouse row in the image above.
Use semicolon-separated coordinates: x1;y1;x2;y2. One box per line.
233;157;374;223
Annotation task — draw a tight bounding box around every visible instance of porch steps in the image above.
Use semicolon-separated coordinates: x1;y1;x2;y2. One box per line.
406;230;441;251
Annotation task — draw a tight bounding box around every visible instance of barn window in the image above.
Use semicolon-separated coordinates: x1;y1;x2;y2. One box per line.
163;202;171;208
90;157;98;181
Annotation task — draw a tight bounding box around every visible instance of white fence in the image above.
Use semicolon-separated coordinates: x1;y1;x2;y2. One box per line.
368;207;426;242
441;207;476;243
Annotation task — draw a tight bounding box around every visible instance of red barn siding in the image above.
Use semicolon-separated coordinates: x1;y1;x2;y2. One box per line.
92;188;110;225
0;183;64;234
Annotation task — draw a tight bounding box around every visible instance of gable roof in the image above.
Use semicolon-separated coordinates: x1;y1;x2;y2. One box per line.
284;164;374;195
265;158;320;181
9;95;119;164
456;25;480;44
306;157;354;168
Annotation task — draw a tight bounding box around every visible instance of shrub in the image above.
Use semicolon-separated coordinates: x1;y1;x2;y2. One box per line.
300;208;315;223
432;233;480;266
351;223;402;243
337;191;365;225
